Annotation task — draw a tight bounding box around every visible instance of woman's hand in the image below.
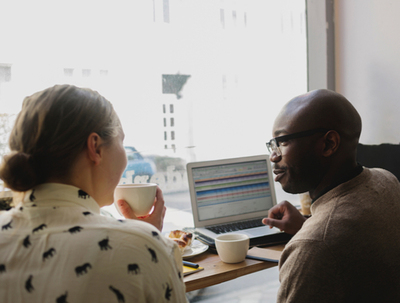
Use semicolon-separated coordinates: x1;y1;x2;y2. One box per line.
116;187;166;231
262;200;306;235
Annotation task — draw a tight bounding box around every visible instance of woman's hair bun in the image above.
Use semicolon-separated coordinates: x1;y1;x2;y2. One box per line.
0;151;40;192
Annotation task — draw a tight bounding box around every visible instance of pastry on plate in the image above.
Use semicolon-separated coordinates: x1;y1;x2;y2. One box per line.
168;230;193;254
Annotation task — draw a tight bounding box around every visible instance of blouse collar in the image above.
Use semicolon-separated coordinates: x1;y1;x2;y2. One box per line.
21;183;101;214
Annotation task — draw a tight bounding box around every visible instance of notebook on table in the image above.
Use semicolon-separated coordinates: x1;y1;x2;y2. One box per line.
186;154;291;248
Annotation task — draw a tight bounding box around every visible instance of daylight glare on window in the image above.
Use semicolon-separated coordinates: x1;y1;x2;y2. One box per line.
0;0;307;213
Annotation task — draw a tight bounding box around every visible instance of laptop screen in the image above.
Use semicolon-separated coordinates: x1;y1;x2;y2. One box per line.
187;155;276;225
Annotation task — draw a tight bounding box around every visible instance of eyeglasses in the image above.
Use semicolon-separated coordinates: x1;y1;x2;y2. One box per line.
266;128;330;156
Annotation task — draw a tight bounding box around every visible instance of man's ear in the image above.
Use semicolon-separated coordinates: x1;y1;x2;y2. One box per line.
86;133;103;165
322;130;340;157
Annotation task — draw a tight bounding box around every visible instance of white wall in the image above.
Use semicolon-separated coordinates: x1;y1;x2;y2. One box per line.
334;0;400;144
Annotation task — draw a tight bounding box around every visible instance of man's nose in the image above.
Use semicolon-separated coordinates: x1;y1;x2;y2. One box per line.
269;151;281;162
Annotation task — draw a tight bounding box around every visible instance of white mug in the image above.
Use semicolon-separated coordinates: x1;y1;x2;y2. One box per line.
114;183;157;217
215;233;250;263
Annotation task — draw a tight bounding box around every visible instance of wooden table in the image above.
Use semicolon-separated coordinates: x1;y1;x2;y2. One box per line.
184;244;284;292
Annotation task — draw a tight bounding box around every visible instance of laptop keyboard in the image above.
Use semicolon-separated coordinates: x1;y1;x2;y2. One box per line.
206;218;264;234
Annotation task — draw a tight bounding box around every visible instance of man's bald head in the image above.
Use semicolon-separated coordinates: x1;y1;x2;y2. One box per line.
274;89;362;150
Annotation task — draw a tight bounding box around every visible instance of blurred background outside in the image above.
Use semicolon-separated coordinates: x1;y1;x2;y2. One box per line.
0;0;306;225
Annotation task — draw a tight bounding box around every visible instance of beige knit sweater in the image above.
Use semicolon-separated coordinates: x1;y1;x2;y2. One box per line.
278;168;400;303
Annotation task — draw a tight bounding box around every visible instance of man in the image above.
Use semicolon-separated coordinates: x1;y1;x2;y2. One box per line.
263;89;400;302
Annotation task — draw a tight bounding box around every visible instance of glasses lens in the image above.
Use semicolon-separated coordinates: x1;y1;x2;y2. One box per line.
266;139;281;156
266;142;272;154
272;140;280;156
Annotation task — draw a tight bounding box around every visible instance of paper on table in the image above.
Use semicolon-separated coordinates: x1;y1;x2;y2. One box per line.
183;265;204;277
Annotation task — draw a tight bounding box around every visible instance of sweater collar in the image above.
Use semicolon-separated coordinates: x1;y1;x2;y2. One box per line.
310;167;370;213
311;164;364;204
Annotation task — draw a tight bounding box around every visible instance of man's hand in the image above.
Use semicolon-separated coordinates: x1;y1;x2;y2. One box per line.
262;200;306;235
117;187;166;231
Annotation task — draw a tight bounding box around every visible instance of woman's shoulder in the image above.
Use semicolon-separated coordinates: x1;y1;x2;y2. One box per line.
88;213;156;234
88;214;174;250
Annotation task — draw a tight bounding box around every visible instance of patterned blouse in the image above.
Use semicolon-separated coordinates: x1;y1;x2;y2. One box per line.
0;183;187;302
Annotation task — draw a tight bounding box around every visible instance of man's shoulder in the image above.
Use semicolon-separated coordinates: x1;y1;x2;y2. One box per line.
368;166;399;181
318;167;400;204
363;167;400;196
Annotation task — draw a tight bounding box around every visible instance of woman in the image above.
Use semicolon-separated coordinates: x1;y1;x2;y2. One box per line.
0;85;187;302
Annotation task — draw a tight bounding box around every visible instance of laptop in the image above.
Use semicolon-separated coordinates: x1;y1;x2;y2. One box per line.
187;154;287;246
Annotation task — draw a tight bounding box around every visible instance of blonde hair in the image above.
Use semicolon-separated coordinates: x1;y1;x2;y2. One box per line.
0;84;121;192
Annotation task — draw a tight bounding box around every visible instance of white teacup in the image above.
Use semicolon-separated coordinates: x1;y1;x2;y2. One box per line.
215;233;250;263
114;183;157;217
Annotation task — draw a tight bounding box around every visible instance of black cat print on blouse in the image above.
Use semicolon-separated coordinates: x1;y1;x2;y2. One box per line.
0;185;186;302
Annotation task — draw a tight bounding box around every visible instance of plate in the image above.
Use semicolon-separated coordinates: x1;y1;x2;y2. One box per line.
182;240;208;259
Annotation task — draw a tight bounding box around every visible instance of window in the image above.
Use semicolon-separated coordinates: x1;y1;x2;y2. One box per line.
153;0;170;23
0;114;12;158
0;0;308;213
0;65;11;83
163;0;170;23
64;68;74;77
82;69;91;77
